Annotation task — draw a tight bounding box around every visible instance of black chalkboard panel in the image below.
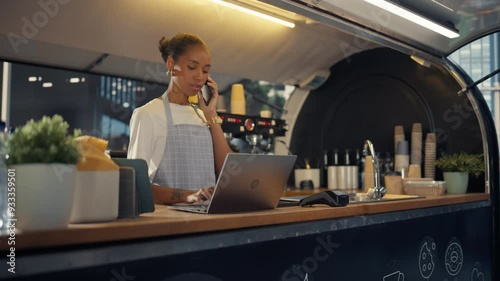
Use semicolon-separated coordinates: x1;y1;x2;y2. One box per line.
19;206;492;281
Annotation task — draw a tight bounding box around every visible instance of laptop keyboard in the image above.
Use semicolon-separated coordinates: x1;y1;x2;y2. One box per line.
170;203;209;213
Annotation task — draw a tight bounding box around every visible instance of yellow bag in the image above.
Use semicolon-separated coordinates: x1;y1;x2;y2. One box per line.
76;136;119;171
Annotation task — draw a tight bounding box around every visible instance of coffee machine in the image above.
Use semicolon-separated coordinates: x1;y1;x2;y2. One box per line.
218;112;288;154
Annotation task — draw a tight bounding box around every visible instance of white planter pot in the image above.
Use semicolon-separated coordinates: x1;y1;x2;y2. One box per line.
12;163;76;232
70;170;119;223
443;172;469;194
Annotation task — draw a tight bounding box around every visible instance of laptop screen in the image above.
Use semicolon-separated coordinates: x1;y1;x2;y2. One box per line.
205;153;297;213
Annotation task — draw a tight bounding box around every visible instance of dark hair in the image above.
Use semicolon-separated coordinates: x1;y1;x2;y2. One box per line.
158;33;208;63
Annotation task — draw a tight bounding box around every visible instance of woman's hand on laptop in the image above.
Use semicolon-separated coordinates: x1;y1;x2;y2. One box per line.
186;187;215;203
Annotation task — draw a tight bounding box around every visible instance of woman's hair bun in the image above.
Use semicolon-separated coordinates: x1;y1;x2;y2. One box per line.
158;36;170;63
158;33;207;63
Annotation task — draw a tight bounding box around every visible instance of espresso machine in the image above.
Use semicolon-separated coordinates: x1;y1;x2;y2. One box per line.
218;112;288;154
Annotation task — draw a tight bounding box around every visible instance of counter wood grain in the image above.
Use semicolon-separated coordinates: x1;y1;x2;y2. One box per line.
0;193;488;251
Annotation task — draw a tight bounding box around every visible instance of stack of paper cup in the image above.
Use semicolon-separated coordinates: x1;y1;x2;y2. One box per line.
384;175;403;194
411;123;422;164
424;133;437;179
408;164;422;178
230;84;246;115
395;141;409;173
394;125;405;158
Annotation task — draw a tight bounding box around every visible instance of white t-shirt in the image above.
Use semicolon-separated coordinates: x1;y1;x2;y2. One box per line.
127;98;207;181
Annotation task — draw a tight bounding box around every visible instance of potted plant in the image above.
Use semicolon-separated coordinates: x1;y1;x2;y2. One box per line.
435;152;484;194
5;115;81;231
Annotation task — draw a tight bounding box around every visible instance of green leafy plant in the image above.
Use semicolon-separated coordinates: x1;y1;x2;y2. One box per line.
0;131;7;161
5;115;81;165
435;152;484;177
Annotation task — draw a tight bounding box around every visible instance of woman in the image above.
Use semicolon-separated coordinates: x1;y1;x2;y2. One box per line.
128;33;232;204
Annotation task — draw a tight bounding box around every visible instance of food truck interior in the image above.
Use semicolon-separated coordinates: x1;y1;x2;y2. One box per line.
0;0;499;280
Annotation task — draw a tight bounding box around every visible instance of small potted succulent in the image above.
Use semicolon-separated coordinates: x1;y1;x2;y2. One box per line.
435;152;484;194
5;115;81;231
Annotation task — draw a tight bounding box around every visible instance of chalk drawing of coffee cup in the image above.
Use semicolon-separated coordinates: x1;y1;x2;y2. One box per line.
383;271;404;281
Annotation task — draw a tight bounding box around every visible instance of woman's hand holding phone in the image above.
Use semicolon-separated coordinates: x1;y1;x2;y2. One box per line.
198;76;219;116
201;83;213;106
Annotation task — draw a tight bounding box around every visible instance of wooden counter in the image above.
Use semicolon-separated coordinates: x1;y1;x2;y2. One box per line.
0;192;488;251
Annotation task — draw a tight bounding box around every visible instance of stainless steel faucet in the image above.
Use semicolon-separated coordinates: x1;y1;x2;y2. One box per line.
363;140;386;200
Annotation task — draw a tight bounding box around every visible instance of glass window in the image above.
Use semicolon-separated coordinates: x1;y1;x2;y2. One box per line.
3;61;166;150
1;60;293;152
448;31;500;144
219;78;294;119
0;63;3;131
483;91;494;112
101;114;130;150
460;48;471;56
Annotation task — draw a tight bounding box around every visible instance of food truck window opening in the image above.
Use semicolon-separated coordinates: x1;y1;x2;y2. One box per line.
0;61;294;151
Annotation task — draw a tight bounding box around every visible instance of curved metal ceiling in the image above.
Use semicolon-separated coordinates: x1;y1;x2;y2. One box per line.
276;0;500;57
0;0;378;88
0;0;497;88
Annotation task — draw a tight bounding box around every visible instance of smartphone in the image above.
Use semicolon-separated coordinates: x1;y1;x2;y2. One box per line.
201;82;213;106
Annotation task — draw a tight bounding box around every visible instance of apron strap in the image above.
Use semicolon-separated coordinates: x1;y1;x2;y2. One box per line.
162;91;207;124
162;92;175;125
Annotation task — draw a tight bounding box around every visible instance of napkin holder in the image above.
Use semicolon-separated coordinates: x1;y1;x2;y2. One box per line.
118;167;137;218
112;158;155;216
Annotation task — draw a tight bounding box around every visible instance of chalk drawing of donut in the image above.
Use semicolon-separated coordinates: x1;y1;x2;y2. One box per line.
445;241;463;276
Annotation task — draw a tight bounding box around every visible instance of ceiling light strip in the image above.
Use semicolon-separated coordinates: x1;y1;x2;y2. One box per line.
211;0;295;28
364;0;459;38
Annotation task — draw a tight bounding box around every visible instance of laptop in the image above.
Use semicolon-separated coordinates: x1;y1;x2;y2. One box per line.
169;153;297;214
